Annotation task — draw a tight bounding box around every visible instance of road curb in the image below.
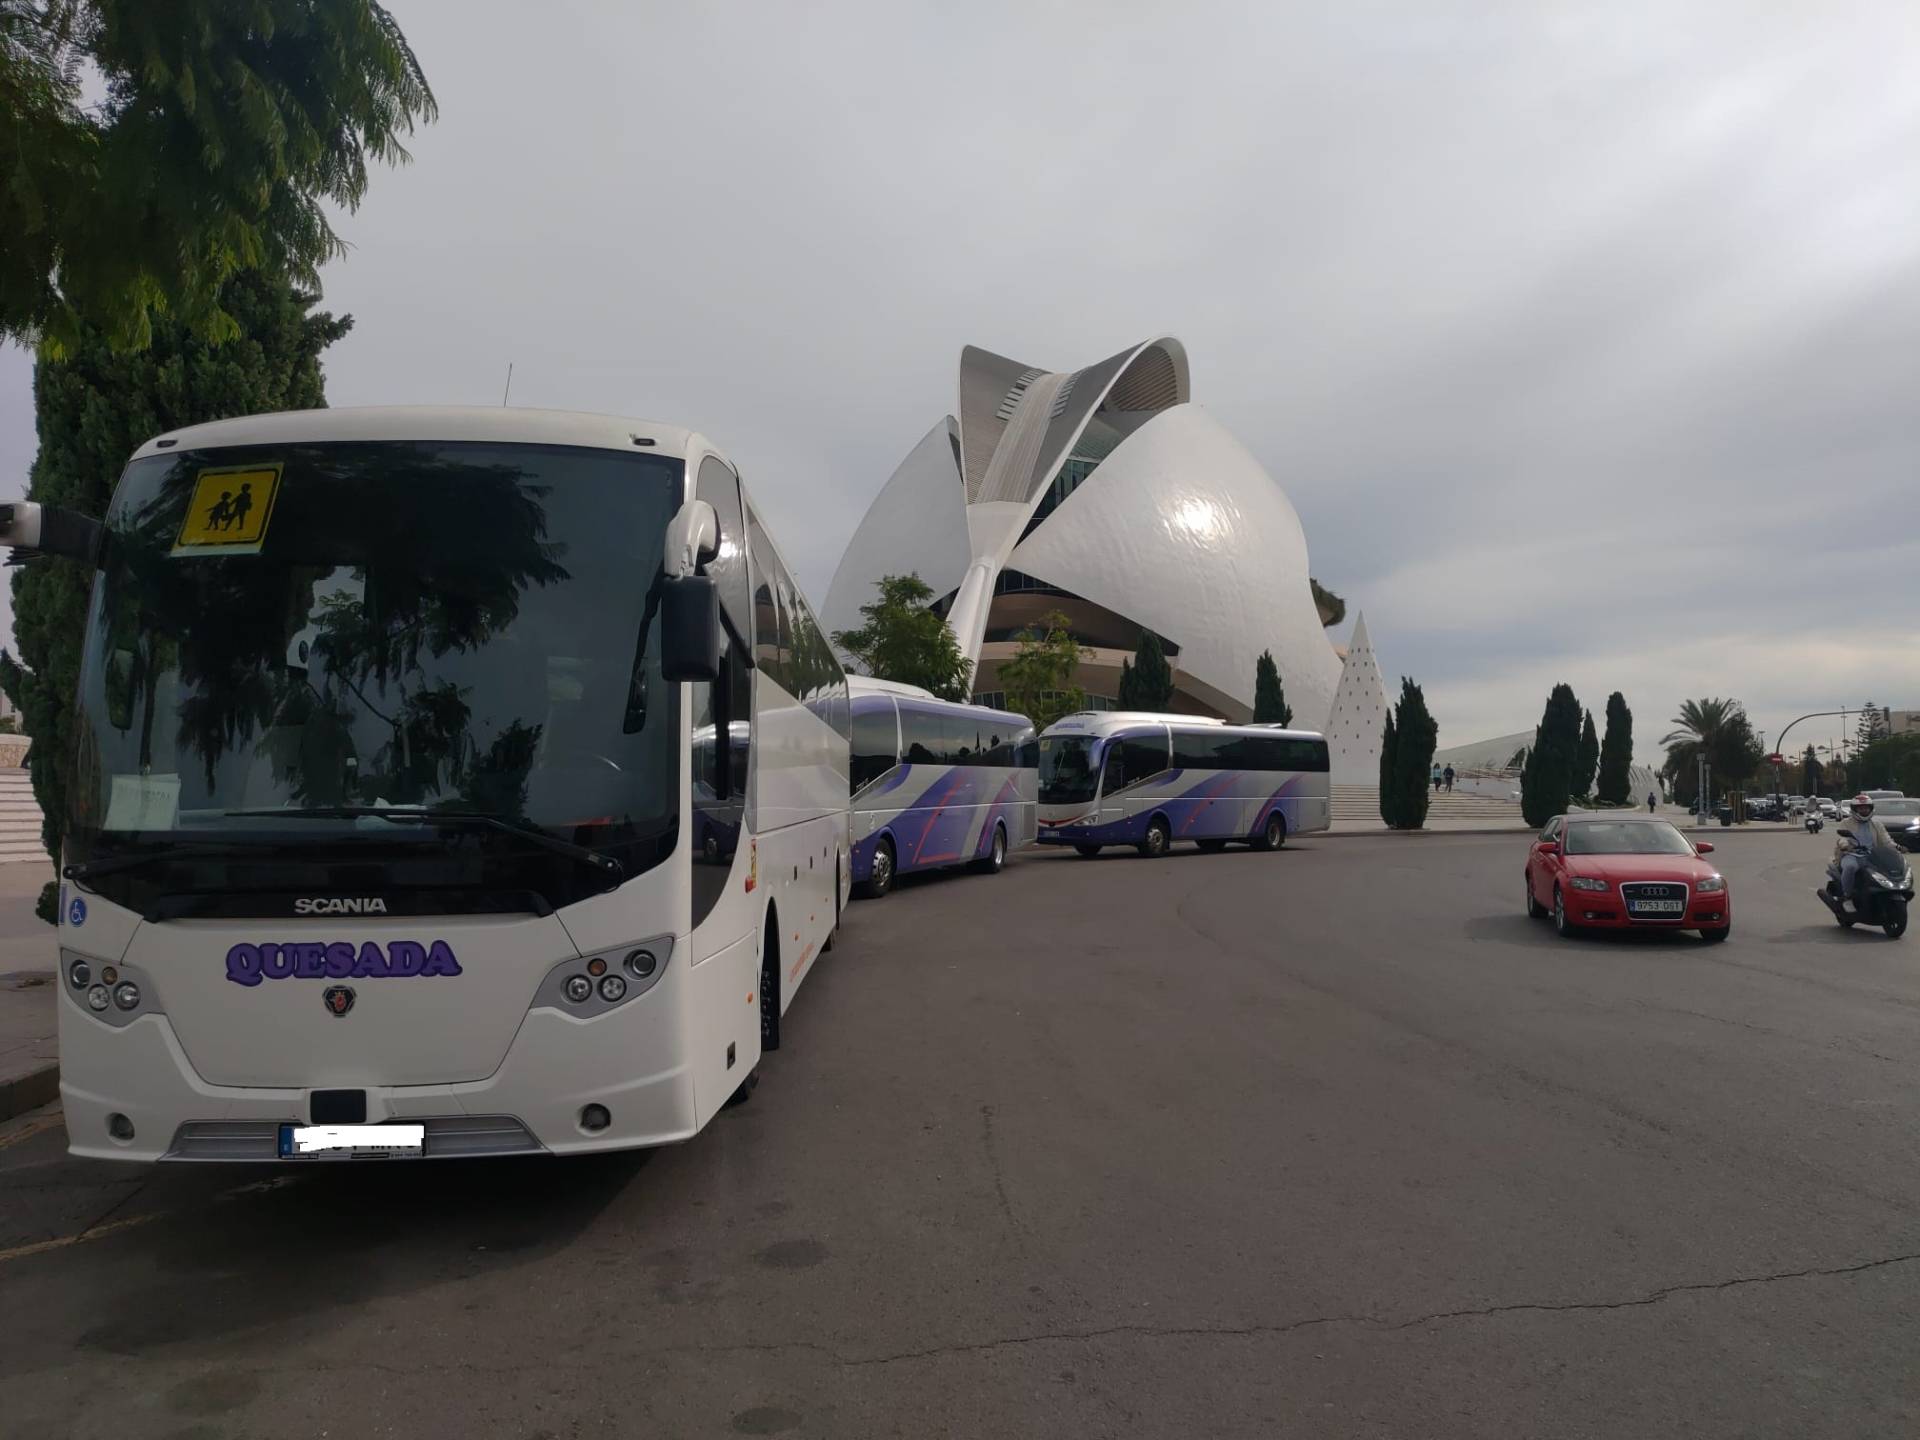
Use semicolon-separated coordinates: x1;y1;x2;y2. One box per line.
0;1059;58;1124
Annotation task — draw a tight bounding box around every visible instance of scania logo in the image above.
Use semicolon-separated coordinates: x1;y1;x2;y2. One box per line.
294;897;388;915
322;985;356;1017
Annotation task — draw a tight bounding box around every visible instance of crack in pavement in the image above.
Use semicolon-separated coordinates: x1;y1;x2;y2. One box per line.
836;1250;1920;1366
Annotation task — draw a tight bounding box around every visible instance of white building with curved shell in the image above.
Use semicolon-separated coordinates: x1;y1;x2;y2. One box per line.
823;338;1345;726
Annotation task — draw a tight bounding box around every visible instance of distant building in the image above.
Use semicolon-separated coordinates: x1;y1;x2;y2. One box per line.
824;337;1344;724
1324;613;1387;783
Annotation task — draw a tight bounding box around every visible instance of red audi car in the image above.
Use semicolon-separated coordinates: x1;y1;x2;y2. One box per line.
1524;815;1731;941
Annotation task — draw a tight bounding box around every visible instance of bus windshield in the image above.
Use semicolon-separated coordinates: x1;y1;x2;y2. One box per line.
1039;735;1100;805
67;440;685;913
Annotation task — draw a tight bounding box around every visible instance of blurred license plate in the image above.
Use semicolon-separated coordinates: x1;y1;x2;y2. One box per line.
1630;900;1685;915
278;1123;424;1159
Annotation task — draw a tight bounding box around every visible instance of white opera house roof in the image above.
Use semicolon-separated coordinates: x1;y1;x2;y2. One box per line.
823;337;1344;725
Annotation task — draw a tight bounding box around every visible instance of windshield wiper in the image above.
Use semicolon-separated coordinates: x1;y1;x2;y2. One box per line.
65;842;299;883
220;807;625;881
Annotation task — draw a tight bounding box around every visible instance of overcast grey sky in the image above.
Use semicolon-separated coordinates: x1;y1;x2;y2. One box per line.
3;0;1915;762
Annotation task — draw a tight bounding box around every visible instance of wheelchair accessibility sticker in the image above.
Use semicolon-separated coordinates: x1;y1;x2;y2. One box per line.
173;463;284;556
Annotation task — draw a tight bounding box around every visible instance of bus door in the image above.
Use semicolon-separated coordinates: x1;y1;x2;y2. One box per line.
1099;744;1128;828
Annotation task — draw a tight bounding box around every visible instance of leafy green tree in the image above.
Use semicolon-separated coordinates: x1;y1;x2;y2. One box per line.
1854;702;1891;753
1595;691;1633;805
0;270;350;922
1802;743;1821;796
1385;676;1437;830
1252;650;1292;725
1661;697;1765;805
1;0;434;353
1575;709;1599;799
1521;683;1583;827
1116;630;1173;710
1377;709;1400;827
1847;732;1920;797
997;609;1084;732
1309;578;1345;628
830;573;971;701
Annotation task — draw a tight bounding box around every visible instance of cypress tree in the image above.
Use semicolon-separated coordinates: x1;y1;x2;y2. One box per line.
0;272;350;921
1575;709;1600;799
1378;710;1400;827
1252;650;1292;725
1520;683;1583;827
1118;630;1173;710
1595;691;1633;805
1387;677;1438;829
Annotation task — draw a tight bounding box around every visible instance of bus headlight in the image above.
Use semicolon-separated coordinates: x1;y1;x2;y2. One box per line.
87;985;111;1012
563;975;593;1004
113;981;141;1011
598;974;628;1003
68;958;90;988
625;949;657;979
535;937;674;1018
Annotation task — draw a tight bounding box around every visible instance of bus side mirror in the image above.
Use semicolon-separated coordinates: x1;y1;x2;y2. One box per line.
660;575;719;682
0;501;103;567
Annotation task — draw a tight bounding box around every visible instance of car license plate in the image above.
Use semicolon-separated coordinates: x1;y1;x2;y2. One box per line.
278;1123;425;1159
1630;899;1686;915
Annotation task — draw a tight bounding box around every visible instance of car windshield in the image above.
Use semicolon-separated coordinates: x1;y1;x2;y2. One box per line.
1039;735;1099;805
1564;821;1695;856
68;440;684;911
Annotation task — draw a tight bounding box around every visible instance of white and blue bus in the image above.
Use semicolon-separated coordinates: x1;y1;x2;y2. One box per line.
1036;712;1330;857
8;405;850;1162
847;678;1037;898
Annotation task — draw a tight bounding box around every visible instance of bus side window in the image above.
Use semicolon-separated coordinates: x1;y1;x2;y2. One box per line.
850;703;898;793
1013;727;1037;769
1120;735;1167;786
902;706;942;766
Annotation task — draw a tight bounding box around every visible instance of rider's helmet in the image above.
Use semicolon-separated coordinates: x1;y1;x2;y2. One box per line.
1850;792;1875;819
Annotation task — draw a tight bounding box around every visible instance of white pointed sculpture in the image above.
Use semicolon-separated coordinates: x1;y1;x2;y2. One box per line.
1324;612;1389;784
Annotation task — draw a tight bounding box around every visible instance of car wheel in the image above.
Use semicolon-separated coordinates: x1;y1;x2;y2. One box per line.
1074;843;1102;858
854;837;895;900
1553;885;1577;937
1253;811;1286;851
1138;817;1171;859
972;823;1008;875
1525;871;1547;919
1700;924;1731;943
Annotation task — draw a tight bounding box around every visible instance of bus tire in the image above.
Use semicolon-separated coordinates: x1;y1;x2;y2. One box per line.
1138;817;1171;859
1074;843;1102;858
854;837;895;900
972;823;1008;875
1196;838;1228;852
1254;812;1286;851
760;911;782;1052
725;1068;760;1107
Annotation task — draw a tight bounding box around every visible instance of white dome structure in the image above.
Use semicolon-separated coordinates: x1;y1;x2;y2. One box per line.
824;338;1343;724
1325;612;1389;783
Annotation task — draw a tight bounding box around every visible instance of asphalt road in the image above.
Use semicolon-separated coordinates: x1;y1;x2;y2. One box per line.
2;828;1917;1439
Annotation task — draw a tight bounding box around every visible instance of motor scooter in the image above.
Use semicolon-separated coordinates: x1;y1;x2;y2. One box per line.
1818;837;1913;938
1804;809;1823;834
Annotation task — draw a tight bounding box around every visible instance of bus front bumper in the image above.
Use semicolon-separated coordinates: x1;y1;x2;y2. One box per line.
58;1005;699;1163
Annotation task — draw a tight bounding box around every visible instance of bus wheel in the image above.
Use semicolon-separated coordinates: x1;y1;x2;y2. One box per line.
725;1068;760;1107
1196;839;1228;852
1074;844;1102;858
972;823;1008;874
1254;812;1286;851
760;915;781;1052
854;838;895;899
1138;817;1171;859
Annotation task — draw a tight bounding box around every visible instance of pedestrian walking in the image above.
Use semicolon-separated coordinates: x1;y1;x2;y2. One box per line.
1647;791;1657;814
1443;765;1455;793
1430;763;1442;793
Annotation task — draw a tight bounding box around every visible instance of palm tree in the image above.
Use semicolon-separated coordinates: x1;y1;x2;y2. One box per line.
1663;698;1740;753
1662;698;1761;804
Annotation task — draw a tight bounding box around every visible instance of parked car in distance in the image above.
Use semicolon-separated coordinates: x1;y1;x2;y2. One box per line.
1875;798;1920;853
1525;815;1731;942
1862;789;1907;803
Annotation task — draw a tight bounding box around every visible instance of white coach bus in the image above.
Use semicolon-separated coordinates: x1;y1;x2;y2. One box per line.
5;406;850;1162
1035;712;1330;857
846;677;1036;898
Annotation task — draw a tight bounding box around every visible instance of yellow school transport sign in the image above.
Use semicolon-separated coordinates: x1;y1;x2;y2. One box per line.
172;463;284;556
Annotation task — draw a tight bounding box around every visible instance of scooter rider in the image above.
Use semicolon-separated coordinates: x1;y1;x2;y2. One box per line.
1833;793;1894;900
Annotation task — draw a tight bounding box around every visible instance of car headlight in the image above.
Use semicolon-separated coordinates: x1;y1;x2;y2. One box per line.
1696;875;1726;893
1569;876;1609;892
